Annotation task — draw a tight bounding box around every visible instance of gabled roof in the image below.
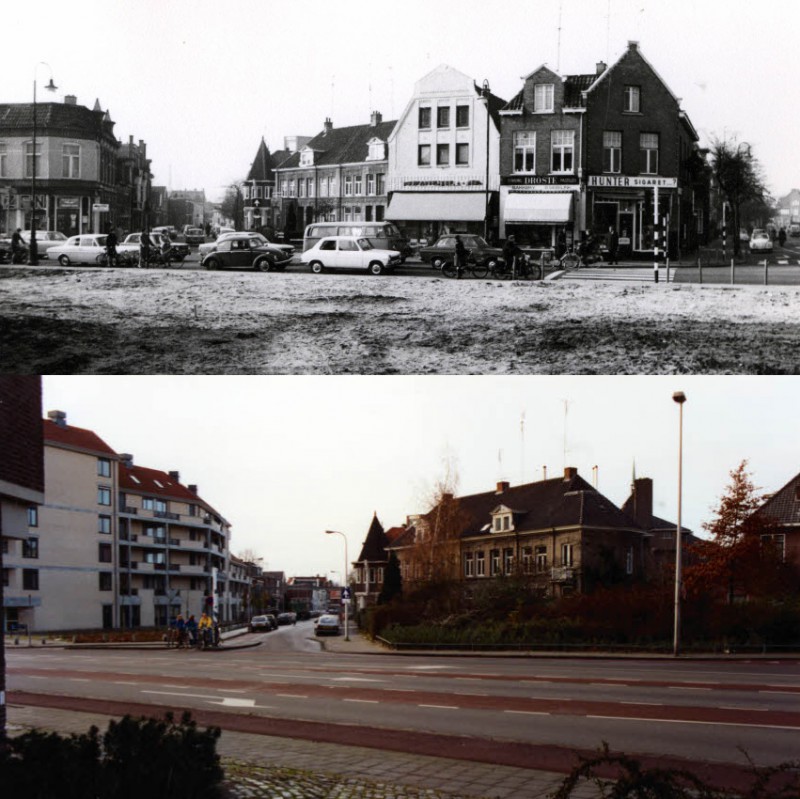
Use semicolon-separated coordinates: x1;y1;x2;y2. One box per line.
356;513;389;561
43;419;117;456
753;471;800;526
119;463;205;504
0;102;115;139
246;137;277;182
277;119;396;170
500;73;597;114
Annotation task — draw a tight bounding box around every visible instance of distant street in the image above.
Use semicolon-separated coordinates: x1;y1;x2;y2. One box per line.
7;621;800;787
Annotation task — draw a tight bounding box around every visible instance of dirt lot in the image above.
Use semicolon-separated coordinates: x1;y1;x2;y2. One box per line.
1;266;799;374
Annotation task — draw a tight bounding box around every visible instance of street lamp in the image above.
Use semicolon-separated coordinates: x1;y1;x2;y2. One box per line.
481;79;491;241
672;390;686;657
325;530;350;641
29;63;57;266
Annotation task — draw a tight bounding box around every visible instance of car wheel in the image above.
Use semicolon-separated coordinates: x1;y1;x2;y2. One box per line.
310;261;325;274
58;255;71;266
253;259;270;272
368;261;384;275
204;258;220;271
432;256;446;269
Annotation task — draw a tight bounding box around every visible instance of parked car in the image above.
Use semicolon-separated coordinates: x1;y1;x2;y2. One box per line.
303;221;411;261
21;230;69;258
276;612;296;626
418;234;503;269
789;224;800;238
201;234;293;272
749;229;773;252
184;227;206;246
199;231;294;259
249;615;273;632
117;232;190;262
152;225;176;240
314;614;341;636
300;235;401;275
0;235;13;263
47;233;108;265
739;228;750;243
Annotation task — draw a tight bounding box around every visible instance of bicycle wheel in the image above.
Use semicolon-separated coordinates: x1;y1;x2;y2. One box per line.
441;261;457;279
95;252;108;267
470;262;489;279
560;253;580;270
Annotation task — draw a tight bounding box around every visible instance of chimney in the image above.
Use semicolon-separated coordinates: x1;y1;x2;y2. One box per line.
631;477;653;530
119;453;134;469
496;481;509;494
168;471;180;482
441;492;454;502
129;134;134;145
370;110;382;126
543;466;547;479
63;95;77;106
47;410;67;427
188;484;198;494
563;466;578;481
323;117;333;134
627;40;639;52
595;61;607;76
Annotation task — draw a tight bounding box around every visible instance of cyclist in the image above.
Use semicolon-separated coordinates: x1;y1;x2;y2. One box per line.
159;232;172;267
186;614;198;646
11;228;25;264
198;611;214;647
502;235;523;277
454;234;468;280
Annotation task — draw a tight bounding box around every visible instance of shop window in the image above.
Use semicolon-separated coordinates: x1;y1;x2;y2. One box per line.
418;106;431;129
534;84;554;112
513;131;536;172
456;105;469;128
418;145;431;167
603;131;622;173
551;130;574;173
640;133;659;174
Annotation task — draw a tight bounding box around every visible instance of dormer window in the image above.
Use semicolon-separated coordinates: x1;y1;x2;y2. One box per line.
300;148;314;167
367;137;385;161
534;83;554;113
492;511;513;532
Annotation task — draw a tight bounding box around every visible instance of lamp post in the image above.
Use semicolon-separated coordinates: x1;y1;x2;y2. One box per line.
481;79;491;241
29;63;57;266
325;530;350;641
672;390;686;656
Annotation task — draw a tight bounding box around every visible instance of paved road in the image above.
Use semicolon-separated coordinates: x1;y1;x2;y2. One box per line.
6;622;800;794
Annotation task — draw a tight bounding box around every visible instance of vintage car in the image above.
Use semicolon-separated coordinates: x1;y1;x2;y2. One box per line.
300;235;401;275
201;234;293;272
417;234;503;269
117;232;191;261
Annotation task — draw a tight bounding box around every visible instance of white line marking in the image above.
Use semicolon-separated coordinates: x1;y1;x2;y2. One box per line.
69;678;90;682
418;704;458;710
504;710;550;716
276;693;307;699
343;698;379;704
142;690;217;700
621;701;663;706
586;715;800;731
113;681;138;686
331;677;382;683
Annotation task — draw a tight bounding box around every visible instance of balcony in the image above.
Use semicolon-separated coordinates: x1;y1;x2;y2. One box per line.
550;566;575;582
169;538;181;546
119;532;138;542
155;511;180;521
122;506;138;515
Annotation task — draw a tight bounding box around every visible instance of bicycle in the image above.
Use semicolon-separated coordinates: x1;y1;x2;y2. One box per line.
489;253;542;280
441;249;492;279
95;250;137;268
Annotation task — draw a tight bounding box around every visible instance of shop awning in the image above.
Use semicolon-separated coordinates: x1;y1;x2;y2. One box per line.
504;192;573;223
386;192;486;222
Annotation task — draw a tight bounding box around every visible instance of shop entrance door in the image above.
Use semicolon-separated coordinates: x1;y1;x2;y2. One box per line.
618;212;634;257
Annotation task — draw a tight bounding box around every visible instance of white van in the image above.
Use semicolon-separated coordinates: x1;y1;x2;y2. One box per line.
303;221;410;261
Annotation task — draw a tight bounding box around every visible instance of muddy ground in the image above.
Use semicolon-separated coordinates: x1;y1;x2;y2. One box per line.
1;267;798;374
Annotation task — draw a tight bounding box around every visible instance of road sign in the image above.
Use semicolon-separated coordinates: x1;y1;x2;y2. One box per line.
92;203;110;212
341;587;351;600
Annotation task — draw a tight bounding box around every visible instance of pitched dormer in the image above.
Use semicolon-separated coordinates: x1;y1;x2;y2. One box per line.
490;504;515;533
299;146;316;167
366;136;386;161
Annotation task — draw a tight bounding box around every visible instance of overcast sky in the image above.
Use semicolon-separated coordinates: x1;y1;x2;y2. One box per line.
5;0;799;202
42;376;800;579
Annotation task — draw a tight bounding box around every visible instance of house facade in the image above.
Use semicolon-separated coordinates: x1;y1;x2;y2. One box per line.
18;410;237;633
273;113;394;237
386;64;504;242
751;471;800;566
379;468;668;602
498;41;708;258
0;377;45;633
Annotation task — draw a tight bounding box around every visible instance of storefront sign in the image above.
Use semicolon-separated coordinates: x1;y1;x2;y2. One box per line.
502;175;579;186
59;197;80;209
402;178;482;188
588;175;678;188
92;203;110;212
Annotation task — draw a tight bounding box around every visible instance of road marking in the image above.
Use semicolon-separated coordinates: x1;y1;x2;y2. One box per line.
69;678;90;682
209;697;256;708
142;690;218;700
418;704;458;710
668;686;711;691
454;692;487;697
408;666;451;671
161;684;190;689
219;689;246;693
586;715;800;731
504;710;550;716
276;693;307;699
621;701;663;706
26;675;46;680
760;690;799;695
331;677;382;683
343;698;379;704
113;681;138;686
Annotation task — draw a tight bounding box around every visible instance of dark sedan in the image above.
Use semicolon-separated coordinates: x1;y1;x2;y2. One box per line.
202;235;293;272
417;234;503;269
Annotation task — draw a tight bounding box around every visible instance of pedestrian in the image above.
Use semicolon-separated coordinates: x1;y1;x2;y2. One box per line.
607;226;619;265
139;228;153;268
105;227;118;268
186;614;198;646
502;234;521;276
11;228;25;263
454;234;467;279
779;227;787;248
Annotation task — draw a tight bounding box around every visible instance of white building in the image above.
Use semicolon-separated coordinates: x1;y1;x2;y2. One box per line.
386;64;504;242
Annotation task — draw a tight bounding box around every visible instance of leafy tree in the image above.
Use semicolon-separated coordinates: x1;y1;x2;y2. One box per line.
219;184;243;229
684;461;782;605
710;138;771;255
377;550;402;604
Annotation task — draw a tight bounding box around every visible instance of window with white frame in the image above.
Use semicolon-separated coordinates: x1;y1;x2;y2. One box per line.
503;548;514;574
436;106;450;128
344;176;352;196
25;141;41;179
522;546;533;574
603;131;622;173
298;180;305;198
367;139;385;160
640;133;659;174
490;549;500;576
551;130;574;173
418;144;431;167
476;550;485;576
300;149;314;167
513;131;536;172
761;533;786;560
436;143;449;166
306;177;314;197
320;178;328;197
464;552;474;577
376;173;385;194
62;144;80;178
456;143;469;165
535;545;548;573
366;173;375;195
418;106;431;129
288;179;296;197
354;175;362;195
0;142;6;177
534;83;554;112
560;542;574;566
456;104;469;128
624;85;641;113
280;179;288;196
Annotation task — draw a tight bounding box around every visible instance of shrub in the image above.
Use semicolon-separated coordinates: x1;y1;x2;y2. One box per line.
0;712;223;799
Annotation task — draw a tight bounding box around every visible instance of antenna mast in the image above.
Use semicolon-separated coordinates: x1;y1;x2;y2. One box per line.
556;1;563;72
520;411;526;485
562;399;570;468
